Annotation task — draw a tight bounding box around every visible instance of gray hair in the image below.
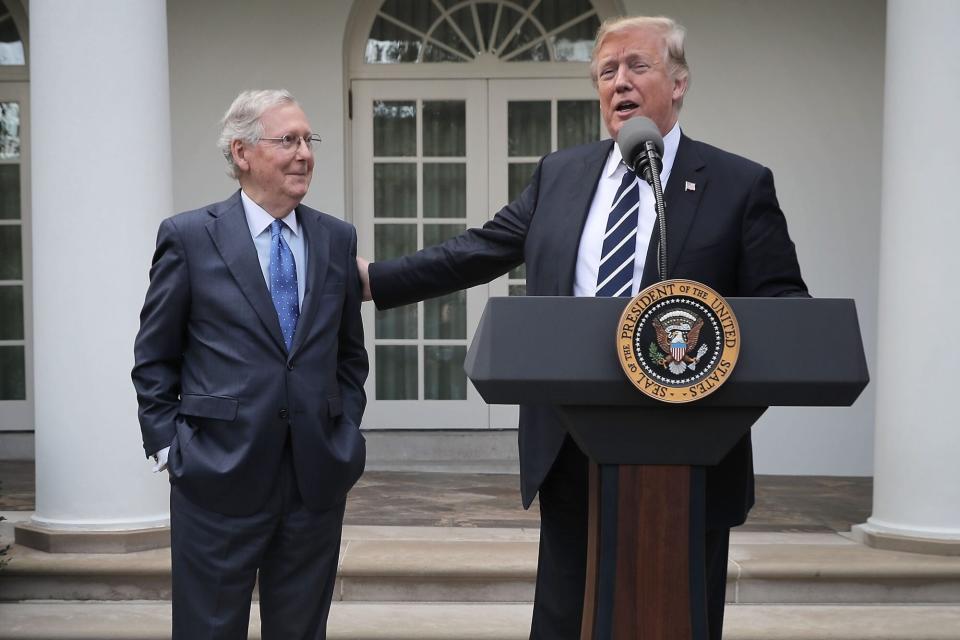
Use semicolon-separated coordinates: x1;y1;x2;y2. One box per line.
590;16;690;108
218;89;297;179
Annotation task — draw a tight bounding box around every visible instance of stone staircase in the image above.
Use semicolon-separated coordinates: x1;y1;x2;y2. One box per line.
2;522;960;639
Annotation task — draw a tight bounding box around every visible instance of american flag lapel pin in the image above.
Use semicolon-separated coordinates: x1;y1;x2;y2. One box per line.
685;181;696;192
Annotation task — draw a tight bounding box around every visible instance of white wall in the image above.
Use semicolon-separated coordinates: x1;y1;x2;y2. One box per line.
166;0;886;476
624;0;885;475
166;0;353;217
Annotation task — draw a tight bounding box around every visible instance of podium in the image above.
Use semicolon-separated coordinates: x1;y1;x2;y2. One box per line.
464;297;868;640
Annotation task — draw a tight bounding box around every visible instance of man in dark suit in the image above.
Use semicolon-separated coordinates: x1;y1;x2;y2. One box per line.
133;89;367;639
358;16;806;640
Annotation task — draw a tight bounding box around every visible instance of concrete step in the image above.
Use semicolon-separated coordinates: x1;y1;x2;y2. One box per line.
1;527;959;605
1;602;960;640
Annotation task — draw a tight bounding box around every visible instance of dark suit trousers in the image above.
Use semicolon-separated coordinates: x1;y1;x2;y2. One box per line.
170;442;345;640
530;436;731;640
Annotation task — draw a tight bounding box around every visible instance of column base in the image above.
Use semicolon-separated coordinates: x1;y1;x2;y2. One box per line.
852;522;960;556
15;521;170;553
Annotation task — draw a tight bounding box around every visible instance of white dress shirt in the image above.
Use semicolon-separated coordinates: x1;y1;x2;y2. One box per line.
573;121;681;297
152;191;309;472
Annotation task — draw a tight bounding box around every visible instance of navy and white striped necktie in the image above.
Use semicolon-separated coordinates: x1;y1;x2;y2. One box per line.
595;168;640;297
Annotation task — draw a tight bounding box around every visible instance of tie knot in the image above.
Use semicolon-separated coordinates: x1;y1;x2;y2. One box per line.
271;219;285;239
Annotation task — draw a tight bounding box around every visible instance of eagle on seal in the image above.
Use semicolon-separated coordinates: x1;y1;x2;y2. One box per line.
654;317;704;366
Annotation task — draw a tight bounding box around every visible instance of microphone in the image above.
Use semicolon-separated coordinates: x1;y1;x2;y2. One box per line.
616;116;669;281
617;116;664;185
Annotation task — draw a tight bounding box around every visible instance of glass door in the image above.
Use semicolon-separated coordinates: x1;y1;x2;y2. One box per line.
487;78;604;427
0;82;30;431
353;79;490;429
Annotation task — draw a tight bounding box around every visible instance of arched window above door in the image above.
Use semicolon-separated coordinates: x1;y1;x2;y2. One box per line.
365;0;601;64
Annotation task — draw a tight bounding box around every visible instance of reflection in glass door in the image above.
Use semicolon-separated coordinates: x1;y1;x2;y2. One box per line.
353;80;489;429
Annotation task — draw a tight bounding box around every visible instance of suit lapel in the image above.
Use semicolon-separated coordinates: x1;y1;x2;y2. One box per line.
206;192;286;353
639;134;707;289
288;206;330;357
556;139;615;295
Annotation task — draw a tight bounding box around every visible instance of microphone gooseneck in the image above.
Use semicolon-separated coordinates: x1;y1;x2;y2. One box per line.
617;117;668;281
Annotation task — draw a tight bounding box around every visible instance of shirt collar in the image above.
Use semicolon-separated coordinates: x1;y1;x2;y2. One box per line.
240;190;299;237
608;120;682;179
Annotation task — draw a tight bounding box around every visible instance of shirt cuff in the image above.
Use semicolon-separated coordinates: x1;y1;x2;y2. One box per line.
151;446;170;473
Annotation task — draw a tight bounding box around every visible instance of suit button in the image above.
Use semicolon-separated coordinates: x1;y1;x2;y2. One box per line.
286;363;294;371
279;408;289;419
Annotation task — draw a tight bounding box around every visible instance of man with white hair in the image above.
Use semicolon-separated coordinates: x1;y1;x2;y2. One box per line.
359;15;807;639
133;89;368;638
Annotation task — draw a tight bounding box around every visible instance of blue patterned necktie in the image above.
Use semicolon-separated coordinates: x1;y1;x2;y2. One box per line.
269;219;299;350
596;167;640;297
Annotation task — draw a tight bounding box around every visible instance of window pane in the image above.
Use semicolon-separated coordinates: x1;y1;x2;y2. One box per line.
423;163;465;218
380;0;441;35
509;284;527;296
558;100;601;148
422;41;465;62
0;345;25;400
0;102;20;159
366;16;422;63
374;101;416;156
424;292;466;340
502;19;549;62
424;345;467;400
449;7;480;52
375;224;417;339
0;285;23;340
508;102;550;157
533;0;595;29
507;163;534;281
423;101;465;157
0;4;24;66
0;225;22;280
423;222;467;340
475;3;498;52
374;163;416;218
493;7;523;56
508;162;537;200
552;17;600;62
0;164;19;219
429;18;473;59
376;345;417;400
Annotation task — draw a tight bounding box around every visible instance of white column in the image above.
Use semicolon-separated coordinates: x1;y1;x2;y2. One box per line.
855;0;960;552
26;1;172;537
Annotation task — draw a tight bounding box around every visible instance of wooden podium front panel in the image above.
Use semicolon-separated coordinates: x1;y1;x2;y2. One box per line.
613;465;692;639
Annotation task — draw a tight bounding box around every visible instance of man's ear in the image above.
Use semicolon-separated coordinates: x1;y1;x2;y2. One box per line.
672;75;689;103
231;139;250;173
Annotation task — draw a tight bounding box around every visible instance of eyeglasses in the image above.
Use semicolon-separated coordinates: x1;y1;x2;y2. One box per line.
258;134;322;151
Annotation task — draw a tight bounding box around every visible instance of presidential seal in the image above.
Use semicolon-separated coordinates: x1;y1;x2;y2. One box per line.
616;279;740;403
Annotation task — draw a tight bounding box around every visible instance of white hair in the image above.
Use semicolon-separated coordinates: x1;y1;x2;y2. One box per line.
218;89;297;179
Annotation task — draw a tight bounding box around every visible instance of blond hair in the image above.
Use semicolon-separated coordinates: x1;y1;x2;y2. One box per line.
590;16;690;106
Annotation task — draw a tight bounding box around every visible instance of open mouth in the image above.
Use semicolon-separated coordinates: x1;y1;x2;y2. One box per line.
615;101;638;114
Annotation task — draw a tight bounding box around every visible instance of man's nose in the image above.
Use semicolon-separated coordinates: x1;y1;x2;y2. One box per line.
613;65;631;90
294;137;313;159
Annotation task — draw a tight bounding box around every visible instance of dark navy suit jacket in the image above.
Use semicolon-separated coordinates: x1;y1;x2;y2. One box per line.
370;134;807;529
133;191;368;517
